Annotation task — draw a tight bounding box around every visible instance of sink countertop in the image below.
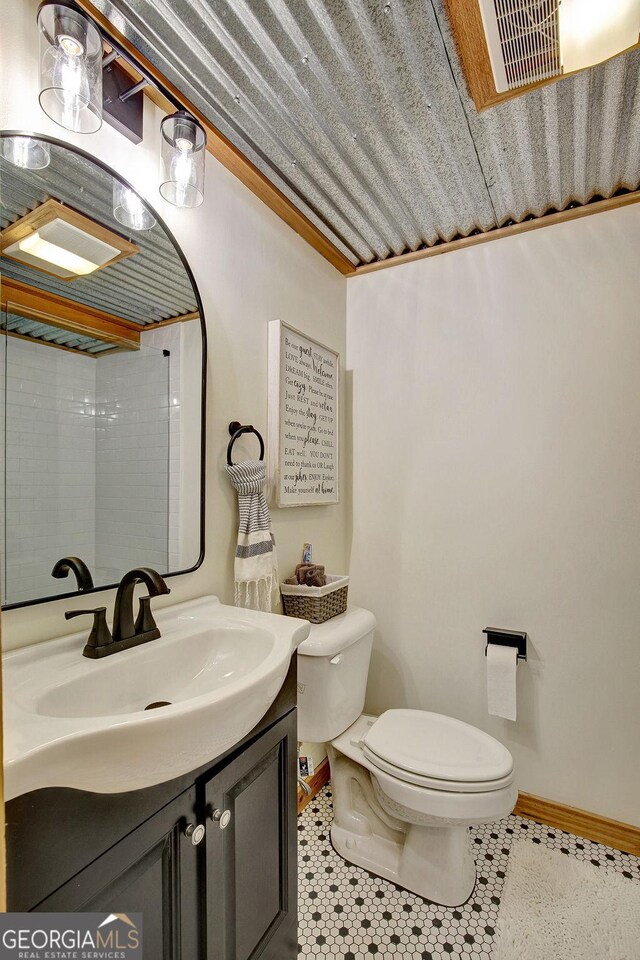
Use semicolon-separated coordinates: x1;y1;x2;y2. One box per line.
3;595;310;801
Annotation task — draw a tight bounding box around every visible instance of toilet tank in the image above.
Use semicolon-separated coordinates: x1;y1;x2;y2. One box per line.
297;605;376;743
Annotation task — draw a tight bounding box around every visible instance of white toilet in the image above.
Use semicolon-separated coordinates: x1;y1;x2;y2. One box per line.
296;606;517;907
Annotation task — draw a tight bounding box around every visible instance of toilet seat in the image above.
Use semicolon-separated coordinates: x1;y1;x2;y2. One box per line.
362;709;514;794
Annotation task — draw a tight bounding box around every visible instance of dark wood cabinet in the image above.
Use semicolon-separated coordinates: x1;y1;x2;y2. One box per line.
36;785;201;960
6;666;298;960
204;710;297;960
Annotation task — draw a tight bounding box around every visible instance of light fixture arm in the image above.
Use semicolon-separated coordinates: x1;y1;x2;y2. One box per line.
119;78;149;103
98;31;182;114
101;48;118;68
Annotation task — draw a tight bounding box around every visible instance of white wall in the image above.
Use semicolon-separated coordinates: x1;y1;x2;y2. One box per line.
1;0;349;647
347;206;640;826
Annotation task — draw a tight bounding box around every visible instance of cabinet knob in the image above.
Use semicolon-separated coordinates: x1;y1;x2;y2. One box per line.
210;808;232;830
184;822;206;845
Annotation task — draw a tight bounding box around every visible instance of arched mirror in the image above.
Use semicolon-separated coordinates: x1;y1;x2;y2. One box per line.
0;132;206;609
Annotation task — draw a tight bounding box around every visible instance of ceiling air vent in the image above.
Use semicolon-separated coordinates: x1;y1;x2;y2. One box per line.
477;0;561;92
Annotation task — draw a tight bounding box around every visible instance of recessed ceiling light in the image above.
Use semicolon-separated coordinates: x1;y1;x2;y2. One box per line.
5;224;118;278
0;198;138;281
560;0;640;73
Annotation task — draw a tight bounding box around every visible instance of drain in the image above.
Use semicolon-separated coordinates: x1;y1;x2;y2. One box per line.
144;700;172;710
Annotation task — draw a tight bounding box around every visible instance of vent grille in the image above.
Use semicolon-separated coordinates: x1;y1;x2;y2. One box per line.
479;0;562;92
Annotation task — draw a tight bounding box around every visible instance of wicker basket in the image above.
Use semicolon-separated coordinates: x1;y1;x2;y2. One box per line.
280;574;349;624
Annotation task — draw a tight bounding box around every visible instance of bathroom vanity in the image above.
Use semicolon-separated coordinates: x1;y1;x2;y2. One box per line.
6;660;298;960
3;595;309;960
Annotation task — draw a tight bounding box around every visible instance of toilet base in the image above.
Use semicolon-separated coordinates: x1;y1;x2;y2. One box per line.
331;820;476;907
328;746;478;906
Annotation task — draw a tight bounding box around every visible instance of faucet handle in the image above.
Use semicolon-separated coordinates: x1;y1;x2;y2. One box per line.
66;607;113;656
135;596;159;636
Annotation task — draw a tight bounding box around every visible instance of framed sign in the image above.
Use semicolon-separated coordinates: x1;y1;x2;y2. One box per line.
268;320;339;507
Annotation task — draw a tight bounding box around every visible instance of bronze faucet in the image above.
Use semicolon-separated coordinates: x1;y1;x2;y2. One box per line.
113;567;170;643
52;556;94;592
66;567;170;659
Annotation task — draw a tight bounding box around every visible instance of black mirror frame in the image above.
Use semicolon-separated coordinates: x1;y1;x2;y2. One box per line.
0;129;207;611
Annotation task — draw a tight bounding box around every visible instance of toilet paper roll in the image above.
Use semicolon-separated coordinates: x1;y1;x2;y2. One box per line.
486;644;518;721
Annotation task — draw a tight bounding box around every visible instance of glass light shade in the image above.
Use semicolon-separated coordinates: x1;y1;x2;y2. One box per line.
0;136;50;170
113;181;157;231
159;111;206;208
37;3;103;134
560;0;640;74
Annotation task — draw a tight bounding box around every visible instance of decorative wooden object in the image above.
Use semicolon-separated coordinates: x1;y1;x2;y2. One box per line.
268;320;339;507
0;198;138;281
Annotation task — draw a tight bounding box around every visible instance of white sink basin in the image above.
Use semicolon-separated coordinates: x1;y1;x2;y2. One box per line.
3;596;310;800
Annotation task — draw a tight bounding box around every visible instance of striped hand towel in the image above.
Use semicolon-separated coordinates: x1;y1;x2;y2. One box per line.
225;459;278;612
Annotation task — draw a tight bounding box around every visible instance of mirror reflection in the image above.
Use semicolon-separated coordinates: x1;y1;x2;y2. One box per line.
0;134;205;608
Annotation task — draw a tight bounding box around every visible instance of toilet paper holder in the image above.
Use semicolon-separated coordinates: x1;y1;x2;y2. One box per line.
483;627;527;661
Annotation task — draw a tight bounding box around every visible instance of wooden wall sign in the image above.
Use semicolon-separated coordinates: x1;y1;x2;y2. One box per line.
268;320;339;507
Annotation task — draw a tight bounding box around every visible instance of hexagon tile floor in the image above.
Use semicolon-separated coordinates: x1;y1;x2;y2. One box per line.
298;784;640;958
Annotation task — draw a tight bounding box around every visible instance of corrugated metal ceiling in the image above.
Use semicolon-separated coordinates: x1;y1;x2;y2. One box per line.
92;0;640;268
1;142;198;324
3;312;114;353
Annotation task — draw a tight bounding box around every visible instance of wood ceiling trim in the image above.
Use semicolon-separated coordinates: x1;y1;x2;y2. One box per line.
145;309;200;329
6;329;100;358
444;0;640;112
77;1;357;277
352;191;640;276
1;278;141;350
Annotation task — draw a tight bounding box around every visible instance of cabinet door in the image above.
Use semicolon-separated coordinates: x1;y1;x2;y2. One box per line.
204;710;297;960
36;785;202;960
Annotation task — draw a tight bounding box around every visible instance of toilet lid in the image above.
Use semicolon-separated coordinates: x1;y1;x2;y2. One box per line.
363;709;513;785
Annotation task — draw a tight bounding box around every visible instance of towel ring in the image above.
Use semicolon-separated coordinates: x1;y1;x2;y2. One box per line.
227;421;265;466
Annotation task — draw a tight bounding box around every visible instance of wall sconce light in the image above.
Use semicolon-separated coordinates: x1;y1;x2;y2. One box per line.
159;111;207;208
37;1;103;134
112;181;157;231
33;8;207;207
0;136;50;170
